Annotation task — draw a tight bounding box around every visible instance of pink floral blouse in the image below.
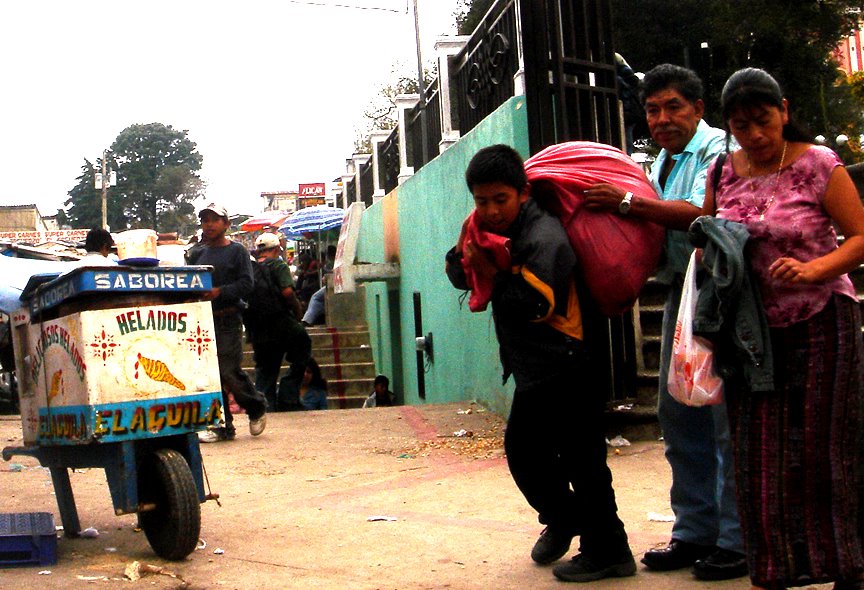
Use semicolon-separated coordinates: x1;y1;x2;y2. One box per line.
711;145;857;327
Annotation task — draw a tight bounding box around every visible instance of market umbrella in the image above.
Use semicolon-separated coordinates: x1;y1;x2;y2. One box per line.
279;205;346;288
238;210;292;232
278;205;346;239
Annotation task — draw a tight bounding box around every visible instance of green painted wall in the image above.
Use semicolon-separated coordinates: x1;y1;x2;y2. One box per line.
357;96;529;416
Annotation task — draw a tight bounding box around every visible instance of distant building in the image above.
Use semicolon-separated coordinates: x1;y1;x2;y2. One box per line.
0;204;49;232
260;190;298;213
835;20;863;74
0;205;88;245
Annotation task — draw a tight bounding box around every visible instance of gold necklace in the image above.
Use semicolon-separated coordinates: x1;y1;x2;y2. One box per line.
747;141;788;221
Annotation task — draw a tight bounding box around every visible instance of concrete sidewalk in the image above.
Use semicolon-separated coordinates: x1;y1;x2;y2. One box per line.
0;404;832;589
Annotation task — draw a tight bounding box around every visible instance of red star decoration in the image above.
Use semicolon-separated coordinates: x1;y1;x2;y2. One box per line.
88;328;120;364
184;324;213;357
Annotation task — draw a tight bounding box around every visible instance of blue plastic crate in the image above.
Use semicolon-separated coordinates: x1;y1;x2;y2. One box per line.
0;512;58;567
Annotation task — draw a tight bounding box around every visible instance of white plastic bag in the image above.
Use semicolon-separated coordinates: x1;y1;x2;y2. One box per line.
667;252;724;406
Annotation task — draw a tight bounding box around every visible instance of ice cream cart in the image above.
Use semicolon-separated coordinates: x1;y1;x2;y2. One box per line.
1;265;223;560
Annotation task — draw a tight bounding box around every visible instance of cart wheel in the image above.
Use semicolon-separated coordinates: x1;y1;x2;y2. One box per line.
138;448;201;560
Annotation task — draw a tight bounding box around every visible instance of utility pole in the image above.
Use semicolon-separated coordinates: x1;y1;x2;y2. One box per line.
101;150;108;230
413;0;429;167
95;150;115;230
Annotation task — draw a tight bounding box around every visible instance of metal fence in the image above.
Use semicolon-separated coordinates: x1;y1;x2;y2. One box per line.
378;128;400;195
450;0;519;137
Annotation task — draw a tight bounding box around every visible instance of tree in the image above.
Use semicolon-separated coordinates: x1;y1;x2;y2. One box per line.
110;123;204;232
454;0;495;35
62;123;205;232
610;0;863;161
355;64;436;152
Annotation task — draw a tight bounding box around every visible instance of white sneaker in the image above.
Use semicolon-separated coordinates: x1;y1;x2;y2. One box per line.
198;430;222;443
249;414;266;436
198;429;233;443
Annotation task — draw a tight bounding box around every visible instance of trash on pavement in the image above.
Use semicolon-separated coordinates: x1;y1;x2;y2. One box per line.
453;429;473;437
80;527;99;538
38;570;51;575
366;516;398;522
213;548;225;555
8;463;24;472
124;560;184;584
457;408;473;415
606;435;631;447
647;512;675;522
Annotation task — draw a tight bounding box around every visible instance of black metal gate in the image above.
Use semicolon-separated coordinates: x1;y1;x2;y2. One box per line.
521;0;637;401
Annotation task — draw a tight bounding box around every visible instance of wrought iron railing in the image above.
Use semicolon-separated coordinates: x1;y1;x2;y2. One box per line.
359;157;374;207
450;0;519;137
378;127;400;194
405;79;442;171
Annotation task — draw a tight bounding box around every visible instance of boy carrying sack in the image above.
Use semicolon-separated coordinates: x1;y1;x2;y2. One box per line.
444;144;635;583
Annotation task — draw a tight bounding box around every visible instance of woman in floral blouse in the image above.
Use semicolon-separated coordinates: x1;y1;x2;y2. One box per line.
702;67;864;590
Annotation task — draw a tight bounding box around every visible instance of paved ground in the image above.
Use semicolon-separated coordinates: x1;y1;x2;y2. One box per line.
0;404;835;589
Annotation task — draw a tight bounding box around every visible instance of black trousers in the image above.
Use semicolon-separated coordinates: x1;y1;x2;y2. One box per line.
504;348;630;558
214;314;267;433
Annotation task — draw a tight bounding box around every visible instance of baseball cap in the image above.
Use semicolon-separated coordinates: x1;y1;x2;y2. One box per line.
255;233;281;250
199;203;229;219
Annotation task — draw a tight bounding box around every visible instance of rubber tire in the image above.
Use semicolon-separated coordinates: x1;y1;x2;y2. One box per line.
138;448;201;560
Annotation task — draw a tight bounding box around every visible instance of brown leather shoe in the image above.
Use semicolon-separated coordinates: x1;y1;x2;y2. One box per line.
641;539;714;571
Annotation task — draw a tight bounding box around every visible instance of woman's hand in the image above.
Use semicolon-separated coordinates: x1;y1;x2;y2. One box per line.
768;257;821;284
463;239;499;280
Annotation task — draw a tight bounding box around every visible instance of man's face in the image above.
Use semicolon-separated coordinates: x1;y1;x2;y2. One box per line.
644;88;704;155
257;247;279;260
471;181;529;235
199;211;230;242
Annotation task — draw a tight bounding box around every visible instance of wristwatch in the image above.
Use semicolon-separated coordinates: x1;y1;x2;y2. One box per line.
619;192;634;215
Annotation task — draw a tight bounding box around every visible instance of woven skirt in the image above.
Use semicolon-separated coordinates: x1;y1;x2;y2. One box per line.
727;295;864;588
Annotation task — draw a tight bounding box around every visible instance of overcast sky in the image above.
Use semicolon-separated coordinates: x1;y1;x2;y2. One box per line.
0;0;461;219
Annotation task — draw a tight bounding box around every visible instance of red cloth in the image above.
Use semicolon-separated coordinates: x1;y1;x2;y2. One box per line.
524;141;664;316
461;141;663;316
460;214;511;312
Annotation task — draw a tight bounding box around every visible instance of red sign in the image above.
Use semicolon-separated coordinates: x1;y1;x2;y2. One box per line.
298;183;325;197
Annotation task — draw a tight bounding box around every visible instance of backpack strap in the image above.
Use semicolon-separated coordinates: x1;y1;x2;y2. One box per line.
711;153;727;196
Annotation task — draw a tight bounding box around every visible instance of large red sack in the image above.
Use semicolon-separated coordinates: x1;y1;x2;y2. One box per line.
524;141;664;316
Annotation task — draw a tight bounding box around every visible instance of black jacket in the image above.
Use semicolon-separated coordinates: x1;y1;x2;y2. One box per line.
446;199;583;389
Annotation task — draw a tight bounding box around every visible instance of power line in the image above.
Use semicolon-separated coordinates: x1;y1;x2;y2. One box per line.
284;0;406;13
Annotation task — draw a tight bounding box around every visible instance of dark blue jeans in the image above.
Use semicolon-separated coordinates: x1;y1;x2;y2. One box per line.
214;313;266;434
504;344;631;558
252;326;311;411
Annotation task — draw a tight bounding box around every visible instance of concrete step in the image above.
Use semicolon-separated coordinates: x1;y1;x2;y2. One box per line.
309;329;372;350
312;346;374;364
319;361;376;381
637;281;670;308
239;324;378;410
241;346;375;366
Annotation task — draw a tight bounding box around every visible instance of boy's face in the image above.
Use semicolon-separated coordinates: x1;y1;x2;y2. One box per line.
374;382;386;394
199;211;230;242
471;181;529;235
